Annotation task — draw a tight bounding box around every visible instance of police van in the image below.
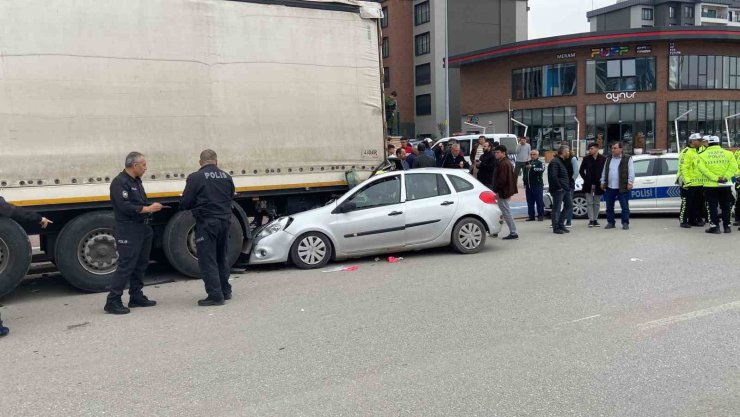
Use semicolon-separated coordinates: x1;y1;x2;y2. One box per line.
544;151;689;218
431;134;519;164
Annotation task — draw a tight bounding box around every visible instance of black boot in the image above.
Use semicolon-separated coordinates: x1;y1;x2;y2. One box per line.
198;297;225;306
680;223;691;228
104;300;131;315
705;226;721;234
129;295;157;308
223;293;232;301
724;225;732;234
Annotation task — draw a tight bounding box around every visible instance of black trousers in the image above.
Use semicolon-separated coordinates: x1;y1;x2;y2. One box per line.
680;187;704;224
704;187;733;228
107;222;153;302
195;218;231;300
735;184;740;222
550;189;571;230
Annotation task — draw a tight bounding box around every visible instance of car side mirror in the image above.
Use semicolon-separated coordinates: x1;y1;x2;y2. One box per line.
339;202;357;213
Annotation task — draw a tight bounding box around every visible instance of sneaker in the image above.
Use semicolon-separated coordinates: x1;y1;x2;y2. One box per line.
501;234;519;240
604;223;616;229
695;220;706;227
680;223;691;228
593;221;601;227
706;226;721;234
588;221;594;228
565;223;572;228
560;227;570;233
724;226;732;234
525;218;536;222
128;295;157;308
622;224;629;230
537;217;544;221
104;300;131;315
223;293;232;301
553;228;565;234
198;297;225;306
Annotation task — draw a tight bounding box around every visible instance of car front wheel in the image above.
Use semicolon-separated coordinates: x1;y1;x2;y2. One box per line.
451;217;487;254
290;232;333;269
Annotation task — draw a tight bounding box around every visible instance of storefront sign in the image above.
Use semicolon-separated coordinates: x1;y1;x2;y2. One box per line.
636;45;652;54
556;52;576;59
591;46;630;58
669;42;681;56
605;92;636;103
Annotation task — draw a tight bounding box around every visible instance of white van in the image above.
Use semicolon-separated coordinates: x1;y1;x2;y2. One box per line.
431;134;519;163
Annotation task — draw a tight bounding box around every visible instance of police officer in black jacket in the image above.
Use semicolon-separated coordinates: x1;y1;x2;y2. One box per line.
180;149;236;306
0;197;52;335
105;152;163;315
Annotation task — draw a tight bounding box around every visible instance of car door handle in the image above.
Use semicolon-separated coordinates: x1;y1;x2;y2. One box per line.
388;211;403;216
642;180;655;184
441;201;455;206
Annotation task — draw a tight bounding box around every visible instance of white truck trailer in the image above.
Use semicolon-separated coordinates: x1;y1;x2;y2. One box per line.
0;0;385;297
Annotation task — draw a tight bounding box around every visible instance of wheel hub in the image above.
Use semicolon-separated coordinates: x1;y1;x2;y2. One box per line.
459;223;482;249
297;236;326;265
78;229;118;274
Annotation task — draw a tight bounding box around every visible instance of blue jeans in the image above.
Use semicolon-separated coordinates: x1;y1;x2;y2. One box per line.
525;186;544;219
604;188;630;225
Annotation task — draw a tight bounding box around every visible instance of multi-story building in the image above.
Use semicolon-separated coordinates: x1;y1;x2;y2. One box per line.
588;0;740;31
381;0;528;139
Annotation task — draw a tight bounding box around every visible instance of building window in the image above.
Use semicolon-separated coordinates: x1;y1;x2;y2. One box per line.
383;67;390;88
586;57;656;93
381;7;388;28
511;63;577;99
511;107;577;152
669;6;676;19
415;32;430;56
586;103;656;150
669;55;740;90
415;63;431;86
416;94;432;116
642;8;653;20
382;37;389;58
684;6;694;19
414;1;430;26
669;100;740;147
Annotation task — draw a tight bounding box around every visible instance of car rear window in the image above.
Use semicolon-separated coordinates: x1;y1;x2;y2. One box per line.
447;175;474;192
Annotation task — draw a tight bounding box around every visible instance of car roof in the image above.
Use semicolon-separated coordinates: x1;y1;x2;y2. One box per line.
632;152;679;160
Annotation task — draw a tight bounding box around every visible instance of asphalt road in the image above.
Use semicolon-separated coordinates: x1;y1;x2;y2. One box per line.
1;217;739;417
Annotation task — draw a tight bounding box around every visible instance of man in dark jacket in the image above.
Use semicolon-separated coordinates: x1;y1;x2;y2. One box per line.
523;150;545;221
0;197;52;335
442;144;470;170
412;143;436;168
493;145;519;240
579;142;606;227
547;146;572;234
476;142;496;188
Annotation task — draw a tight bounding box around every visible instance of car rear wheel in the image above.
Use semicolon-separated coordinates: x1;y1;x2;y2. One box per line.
290;232;332;269
572;192;588;219
451;217;487;254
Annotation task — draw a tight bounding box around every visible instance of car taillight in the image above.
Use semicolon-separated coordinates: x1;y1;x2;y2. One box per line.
479;191;497;204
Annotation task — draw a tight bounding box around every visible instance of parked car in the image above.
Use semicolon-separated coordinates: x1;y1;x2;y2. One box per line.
545;152;691;217
432;134;519;163
250;168;503;268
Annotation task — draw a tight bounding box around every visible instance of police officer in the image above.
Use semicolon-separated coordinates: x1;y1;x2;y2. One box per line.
734;147;740;229
180;149;235;306
677;133;704;228
0;197;52;335
105;152;162;314
697;136;737;234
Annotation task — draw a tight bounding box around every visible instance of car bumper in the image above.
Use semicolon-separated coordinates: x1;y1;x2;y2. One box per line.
483;205;503;236
249;230;295;265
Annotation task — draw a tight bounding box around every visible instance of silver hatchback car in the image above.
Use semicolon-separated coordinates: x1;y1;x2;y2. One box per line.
249;168;503;269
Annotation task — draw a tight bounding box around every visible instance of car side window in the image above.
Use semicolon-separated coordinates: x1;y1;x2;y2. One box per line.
458;140;471;156
634;159;653;177
406;173;451;201
345;175;401;210
661;158;678;175
447;174;474;192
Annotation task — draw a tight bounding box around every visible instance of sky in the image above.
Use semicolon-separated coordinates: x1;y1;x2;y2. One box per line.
529;0;615;40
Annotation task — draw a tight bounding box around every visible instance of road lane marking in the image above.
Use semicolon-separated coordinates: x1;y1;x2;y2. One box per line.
571;314;601;323
637;300;740;330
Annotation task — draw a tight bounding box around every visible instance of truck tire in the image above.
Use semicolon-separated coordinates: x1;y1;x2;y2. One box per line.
162;211;243;278
55;211;117;293
0;218;32;298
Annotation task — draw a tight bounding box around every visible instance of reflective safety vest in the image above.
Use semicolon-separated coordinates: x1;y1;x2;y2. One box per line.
697;145;737;188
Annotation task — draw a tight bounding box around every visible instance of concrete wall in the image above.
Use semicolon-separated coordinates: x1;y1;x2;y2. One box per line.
382;0;415;137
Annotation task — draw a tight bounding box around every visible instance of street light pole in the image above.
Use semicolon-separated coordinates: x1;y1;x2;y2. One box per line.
673;109;693;153
724;113;740;148
444;0;450;137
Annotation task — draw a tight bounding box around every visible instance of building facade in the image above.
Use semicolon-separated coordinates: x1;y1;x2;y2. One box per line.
588;0;740;31
381;0;528;139
450;27;740;155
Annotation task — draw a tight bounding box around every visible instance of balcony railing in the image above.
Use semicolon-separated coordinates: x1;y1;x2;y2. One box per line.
701;12;727;19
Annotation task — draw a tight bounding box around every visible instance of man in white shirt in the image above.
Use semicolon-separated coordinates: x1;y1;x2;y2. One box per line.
600;142;635;230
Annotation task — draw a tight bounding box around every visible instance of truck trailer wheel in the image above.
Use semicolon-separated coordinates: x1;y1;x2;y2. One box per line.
162;211;243;278
55;211;117;293
0;218;32;298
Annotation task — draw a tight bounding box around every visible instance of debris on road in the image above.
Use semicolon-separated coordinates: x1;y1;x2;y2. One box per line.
387;256;404;263
322;265;359;273
66;322;90;330
630;258;644;262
